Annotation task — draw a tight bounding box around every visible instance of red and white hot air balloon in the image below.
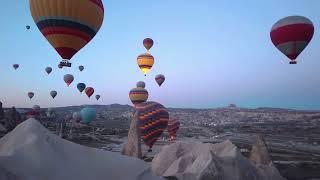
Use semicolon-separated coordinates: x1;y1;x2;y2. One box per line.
270;16;314;64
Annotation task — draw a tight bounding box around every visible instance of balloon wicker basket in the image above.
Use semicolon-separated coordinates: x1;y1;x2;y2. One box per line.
59;61;71;67
289;61;297;64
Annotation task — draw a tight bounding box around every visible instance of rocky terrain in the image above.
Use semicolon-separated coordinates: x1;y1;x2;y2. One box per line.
0;103;319;180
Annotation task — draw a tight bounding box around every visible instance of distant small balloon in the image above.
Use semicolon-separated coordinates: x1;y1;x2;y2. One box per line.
58;64;63;69
79;65;84;72
13;64;19;70
85;87;94;98
143;38;154;51
28;92;34;100
26;25;30;30
50;90;57;99
63;74;74;86
95;95;101;100
155;74;165;87
77;83;86;93
45;67;52;75
136;81;146;88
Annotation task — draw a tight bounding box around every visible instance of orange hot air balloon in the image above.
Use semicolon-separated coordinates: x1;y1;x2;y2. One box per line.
137;53;154;76
30;0;104;67
129;87;148;106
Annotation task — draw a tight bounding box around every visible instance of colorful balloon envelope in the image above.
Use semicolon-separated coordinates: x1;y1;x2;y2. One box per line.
45;67;52;75
28;92;34;100
155;74;165;87
143;38;154;51
13;64;19;70
270;16;314;64
50;90;57;99
129;87;148;106
79;65;84;72
136;81;146;88
77;83;86;93
30;0;104;66
167;117;180;141
137;53;154;76
63;74;74;86
136;101;169;151
95;95;101;100
85;87;94;98
80;107;96;124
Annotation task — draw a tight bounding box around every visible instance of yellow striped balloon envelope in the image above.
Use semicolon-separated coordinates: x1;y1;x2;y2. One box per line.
135;101;169;152
137;53;154;76
129;87;148;106
30;0;104;67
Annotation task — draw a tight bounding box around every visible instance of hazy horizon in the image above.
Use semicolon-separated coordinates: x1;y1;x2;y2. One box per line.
1;1;320;110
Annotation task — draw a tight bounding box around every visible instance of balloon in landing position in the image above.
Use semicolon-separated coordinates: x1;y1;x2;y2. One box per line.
136;101;169;152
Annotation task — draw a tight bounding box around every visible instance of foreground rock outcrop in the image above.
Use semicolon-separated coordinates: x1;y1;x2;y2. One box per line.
151;140;286;180
0;119;163;180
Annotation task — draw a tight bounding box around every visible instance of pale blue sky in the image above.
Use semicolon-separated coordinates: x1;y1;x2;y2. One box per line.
0;0;320;109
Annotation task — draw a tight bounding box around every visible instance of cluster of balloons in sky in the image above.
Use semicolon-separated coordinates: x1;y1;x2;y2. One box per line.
17;0;103;102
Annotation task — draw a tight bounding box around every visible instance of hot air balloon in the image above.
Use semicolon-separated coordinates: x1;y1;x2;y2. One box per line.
79;65;84;72
167;118;180;141
13;64;19;70
45;67;52;75
137;53;154;76
28;92;34;100
32;105;41;112
143;38;154;51
85;87;94;98
270;16;314;64
80;107;96;124
155;74;165;87
50;90;57;99
77;83;86;93
136;81;146;88
64;74;74;86
30;0;104;67
73;112;81;122
26;25;30;30
129;87;148;106
136;101;169;152
95;95;101;100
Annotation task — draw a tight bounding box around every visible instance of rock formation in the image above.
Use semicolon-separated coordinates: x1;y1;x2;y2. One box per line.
121;111;142;158
151;140;286;180
249;134;272;165
0;119;163;180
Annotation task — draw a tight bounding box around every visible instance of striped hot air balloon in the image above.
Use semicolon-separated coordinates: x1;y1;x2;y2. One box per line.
167;118;180;141
136;101;169;152
155;74;165;87
129;87;148;106
137;53;154;76
270;16;314;64
30;0;104;67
